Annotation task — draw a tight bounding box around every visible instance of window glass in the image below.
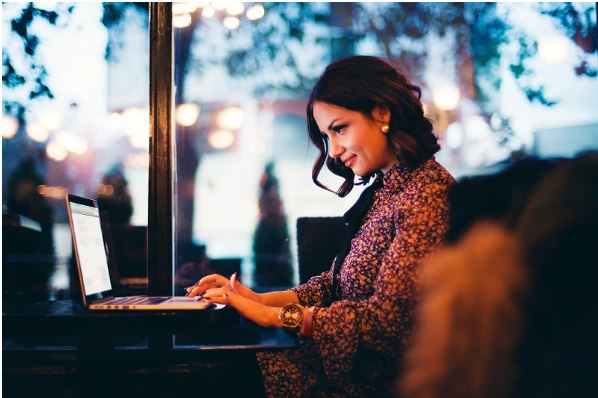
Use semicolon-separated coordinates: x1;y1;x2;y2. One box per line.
172;2;597;294
2;2;150;304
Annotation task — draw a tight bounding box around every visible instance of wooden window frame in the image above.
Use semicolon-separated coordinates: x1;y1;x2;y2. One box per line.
148;3;174;295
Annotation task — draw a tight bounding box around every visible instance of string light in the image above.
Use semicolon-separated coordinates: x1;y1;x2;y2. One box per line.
216;106;245;130
208;129;235;149
211;1;228;11
202;5;215;18
246;4;265;21
223;16;240;30
173;2;198;15
46;142;68;161
38;184;67;199
27;122;50;142
2;115;18;139
176;103;200;126
96;184;115;197
432;85;460;111
226;2;244;16
122;107;148;137
193;0;210;8
173;13;192;28
129;133;149;149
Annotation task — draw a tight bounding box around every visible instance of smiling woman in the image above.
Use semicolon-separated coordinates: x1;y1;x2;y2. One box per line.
187;56;455;396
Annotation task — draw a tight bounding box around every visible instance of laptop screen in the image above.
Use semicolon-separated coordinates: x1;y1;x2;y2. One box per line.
68;197;112;296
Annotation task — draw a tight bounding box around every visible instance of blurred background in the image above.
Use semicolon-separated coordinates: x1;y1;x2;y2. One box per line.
3;2;597;300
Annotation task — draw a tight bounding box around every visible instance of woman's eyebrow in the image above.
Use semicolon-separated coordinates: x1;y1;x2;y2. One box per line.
327;118;341;131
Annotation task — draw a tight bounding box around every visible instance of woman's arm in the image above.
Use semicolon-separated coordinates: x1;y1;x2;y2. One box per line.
187;274;298;306
258;290;299;306
201;278;312;333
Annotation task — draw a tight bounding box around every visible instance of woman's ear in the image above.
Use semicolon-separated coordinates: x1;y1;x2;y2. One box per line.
372;106;391;124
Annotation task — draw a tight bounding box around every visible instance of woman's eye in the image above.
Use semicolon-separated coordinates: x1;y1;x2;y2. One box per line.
332;125;346;135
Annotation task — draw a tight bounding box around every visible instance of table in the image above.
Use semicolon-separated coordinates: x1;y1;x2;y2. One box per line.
3;299;296;397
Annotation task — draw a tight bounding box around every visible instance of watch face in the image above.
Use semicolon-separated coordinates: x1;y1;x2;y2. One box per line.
281;303;303;328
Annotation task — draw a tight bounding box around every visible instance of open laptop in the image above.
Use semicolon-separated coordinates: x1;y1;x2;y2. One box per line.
66;193;209;310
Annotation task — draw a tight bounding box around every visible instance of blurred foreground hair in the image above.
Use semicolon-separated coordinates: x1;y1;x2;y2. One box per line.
400;222;526;398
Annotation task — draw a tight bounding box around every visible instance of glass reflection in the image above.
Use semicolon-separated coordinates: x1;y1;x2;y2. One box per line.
172;2;597;295
2;2;150;302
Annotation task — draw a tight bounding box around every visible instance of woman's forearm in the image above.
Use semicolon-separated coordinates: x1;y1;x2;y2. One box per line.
257;289;299;306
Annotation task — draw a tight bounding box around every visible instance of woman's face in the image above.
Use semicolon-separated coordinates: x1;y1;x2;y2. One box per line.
313;101;396;177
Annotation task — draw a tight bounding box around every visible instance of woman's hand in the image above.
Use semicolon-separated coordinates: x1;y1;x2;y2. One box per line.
186;273;261;303
203;275;281;328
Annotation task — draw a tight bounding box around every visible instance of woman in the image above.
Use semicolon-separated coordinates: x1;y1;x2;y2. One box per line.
187;56;454;397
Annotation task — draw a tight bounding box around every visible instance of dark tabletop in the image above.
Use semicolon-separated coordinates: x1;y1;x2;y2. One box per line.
3;299;296;351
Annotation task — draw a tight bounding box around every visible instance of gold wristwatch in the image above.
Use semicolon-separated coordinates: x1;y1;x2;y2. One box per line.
279;303;304;333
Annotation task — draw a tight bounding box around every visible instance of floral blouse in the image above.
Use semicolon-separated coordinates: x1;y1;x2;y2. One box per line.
257;158;454;397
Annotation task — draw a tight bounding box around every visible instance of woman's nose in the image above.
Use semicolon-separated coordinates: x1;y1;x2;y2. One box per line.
328;137;344;159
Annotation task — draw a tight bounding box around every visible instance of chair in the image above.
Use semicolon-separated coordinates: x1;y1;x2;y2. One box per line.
104;224;147;279
2;214;55;301
99;222;147;295
296;217;345;284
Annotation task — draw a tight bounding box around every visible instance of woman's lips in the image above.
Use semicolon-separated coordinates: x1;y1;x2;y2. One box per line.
343;155;357;168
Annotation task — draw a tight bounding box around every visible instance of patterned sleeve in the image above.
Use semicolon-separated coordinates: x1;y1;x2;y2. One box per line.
292;267;335;307
310;179;451;382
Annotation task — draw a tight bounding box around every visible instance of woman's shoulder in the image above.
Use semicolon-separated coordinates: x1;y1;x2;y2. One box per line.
416;158;455;187
397;158;454;200
382;159;452;217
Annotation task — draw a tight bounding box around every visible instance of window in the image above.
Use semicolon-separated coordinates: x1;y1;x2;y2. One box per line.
2;3;150;300
3;2;597;304
170;2;598;294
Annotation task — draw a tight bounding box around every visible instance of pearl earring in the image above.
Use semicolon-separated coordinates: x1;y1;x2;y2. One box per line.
381;125;390;134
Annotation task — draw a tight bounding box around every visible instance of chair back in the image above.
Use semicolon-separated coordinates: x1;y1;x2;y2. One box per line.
296;217;345;284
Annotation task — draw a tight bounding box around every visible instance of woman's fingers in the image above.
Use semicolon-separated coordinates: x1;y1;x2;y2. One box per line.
200;274;228;285
202;287;232;305
203;287;231;298
186;285;203;297
229;272;238;292
185;274;228;297
195;274;228;290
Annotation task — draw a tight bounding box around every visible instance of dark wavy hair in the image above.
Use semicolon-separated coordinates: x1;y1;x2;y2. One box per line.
307;55;440;197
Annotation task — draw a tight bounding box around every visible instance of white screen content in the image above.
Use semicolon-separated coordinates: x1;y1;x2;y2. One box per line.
70;203;112;295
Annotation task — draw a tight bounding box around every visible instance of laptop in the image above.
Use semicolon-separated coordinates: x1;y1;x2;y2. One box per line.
66;193;210;310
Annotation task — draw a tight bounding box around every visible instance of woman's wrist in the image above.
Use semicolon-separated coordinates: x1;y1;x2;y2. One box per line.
254;291;264;305
234;281;261;304
259;290;299;307
271;305;283;328
299;306;314;337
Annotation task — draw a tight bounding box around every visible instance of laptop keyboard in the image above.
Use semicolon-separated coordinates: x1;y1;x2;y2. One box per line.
107;296;170;305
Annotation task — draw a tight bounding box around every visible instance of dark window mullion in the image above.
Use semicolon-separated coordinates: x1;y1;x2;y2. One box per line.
148;2;174;296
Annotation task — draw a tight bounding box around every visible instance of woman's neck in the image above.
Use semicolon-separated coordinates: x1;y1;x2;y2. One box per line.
382;162;398;174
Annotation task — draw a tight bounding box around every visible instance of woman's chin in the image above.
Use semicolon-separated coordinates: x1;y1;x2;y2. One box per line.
351;167;364;177
352;165;375;177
